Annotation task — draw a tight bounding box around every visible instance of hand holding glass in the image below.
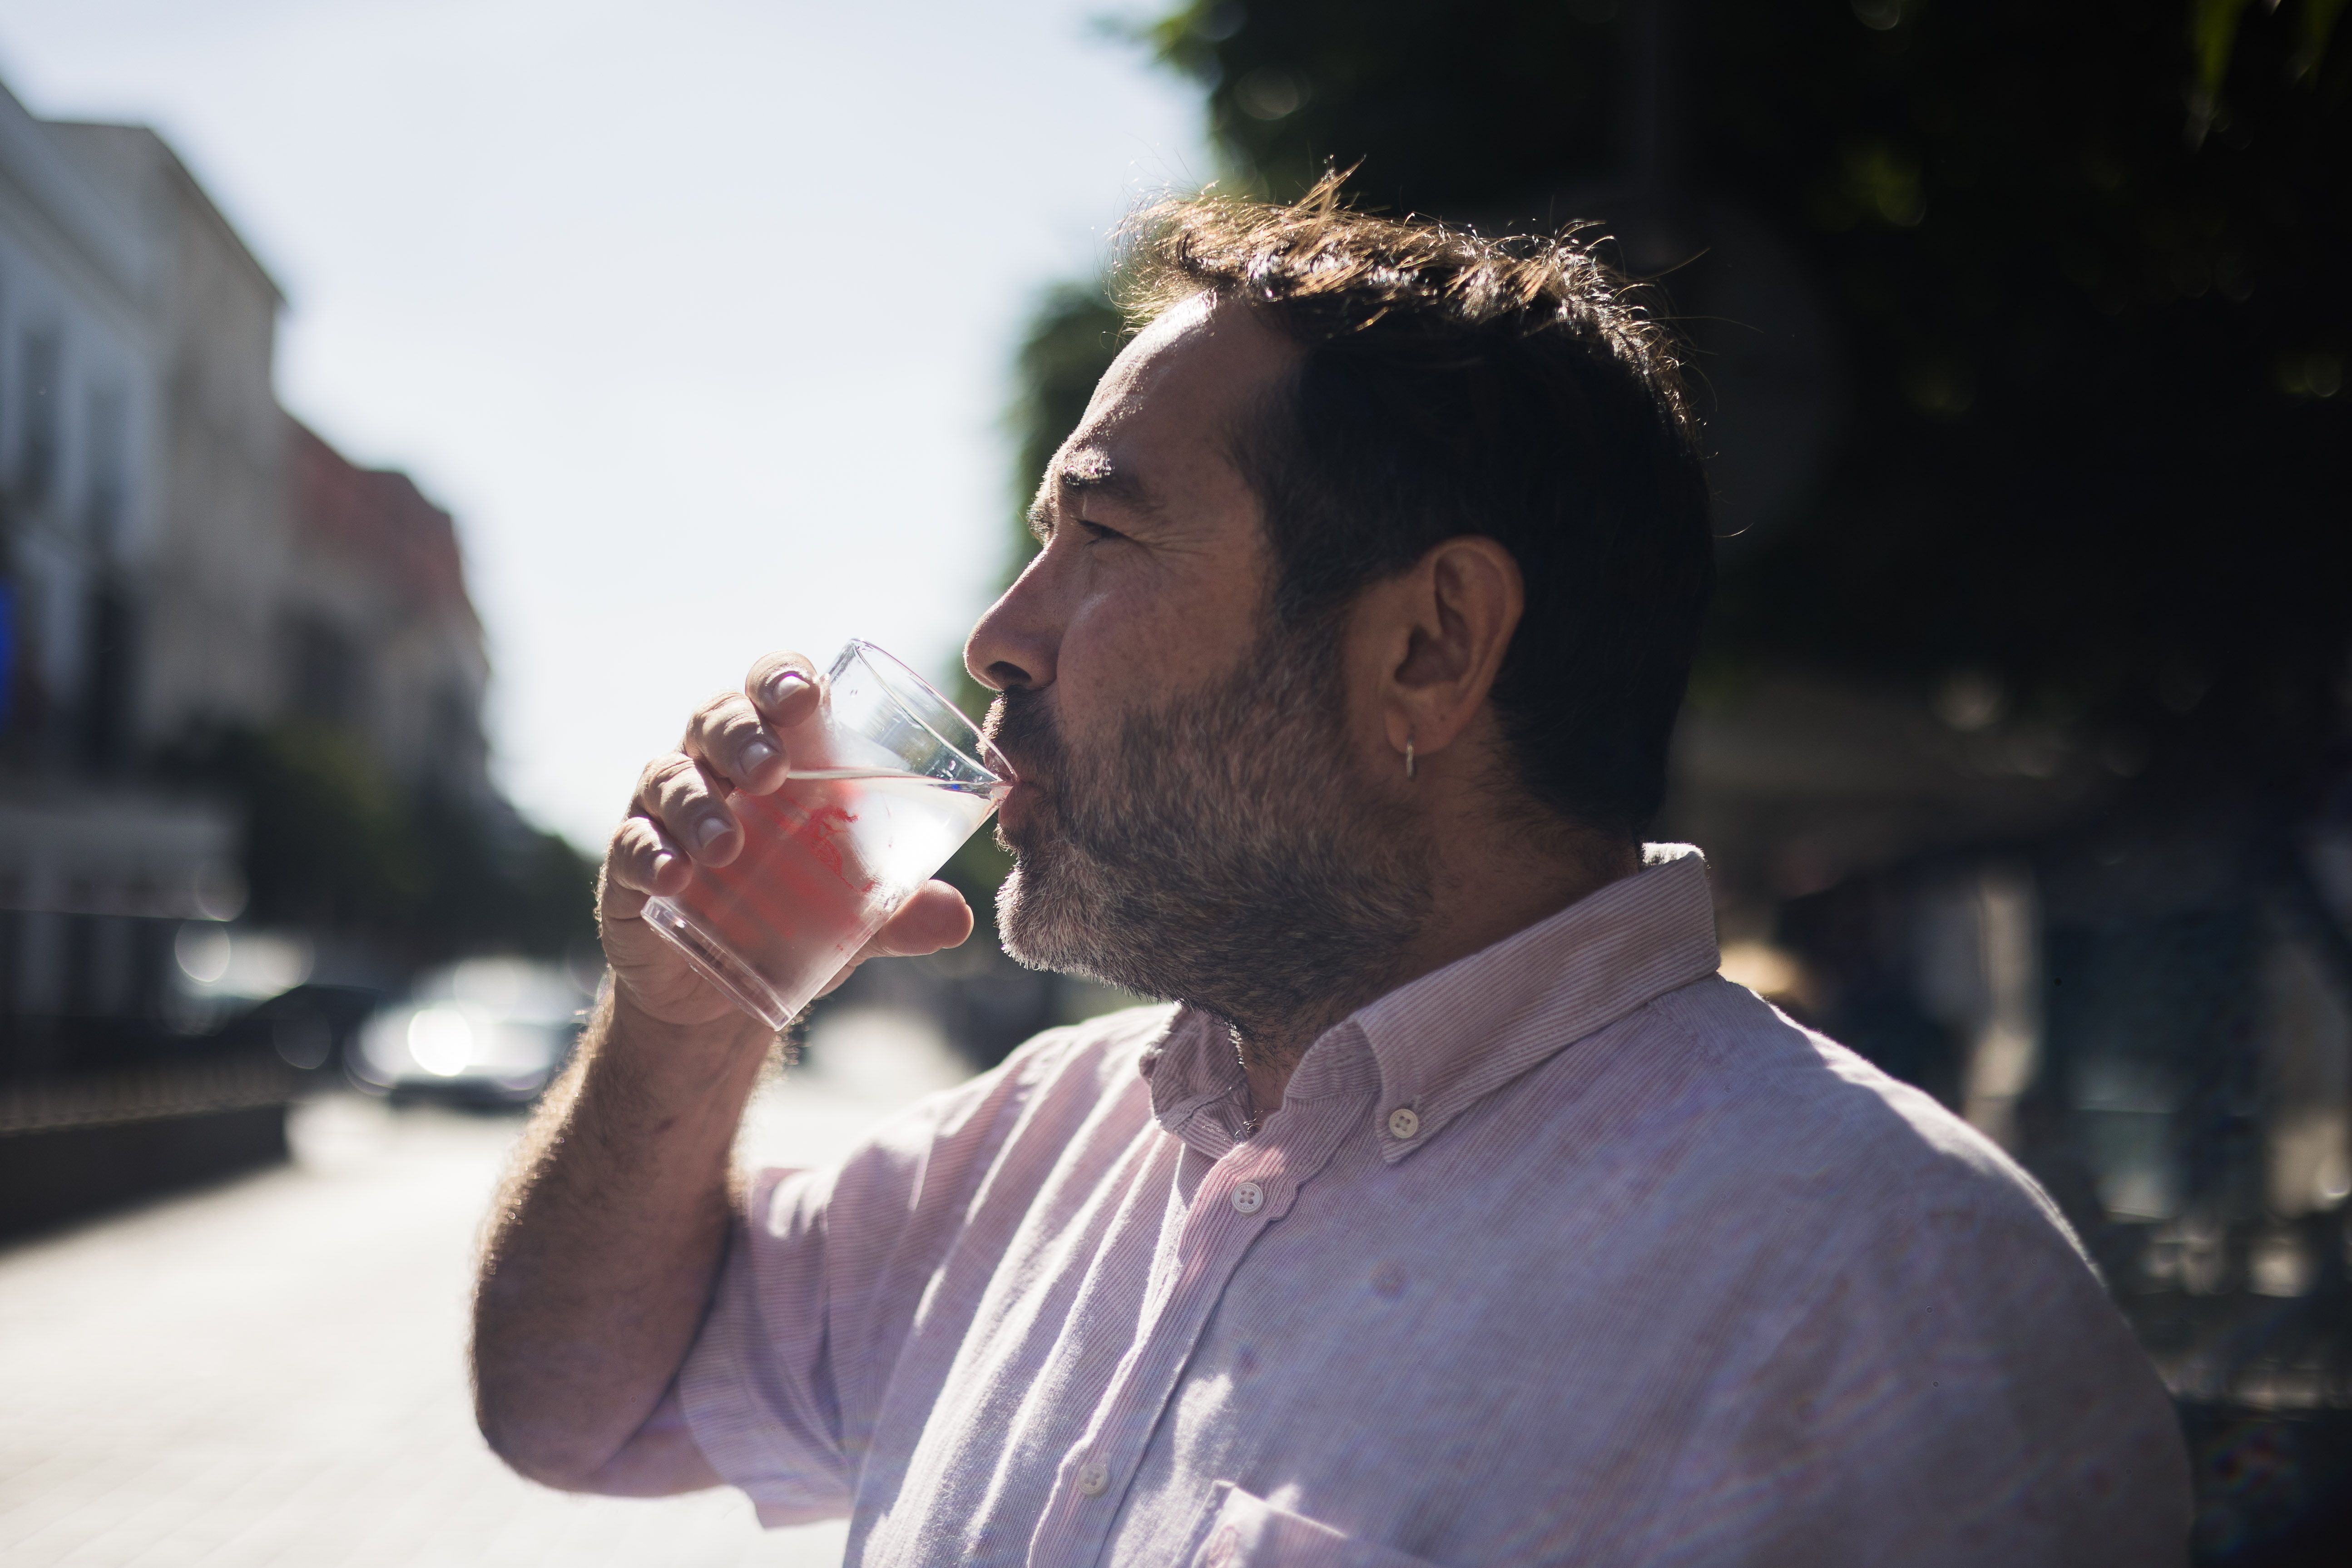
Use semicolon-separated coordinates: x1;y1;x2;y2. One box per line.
642;640;1009;1030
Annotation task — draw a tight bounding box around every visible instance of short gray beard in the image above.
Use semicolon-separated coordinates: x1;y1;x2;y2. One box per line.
990;626;1431;1039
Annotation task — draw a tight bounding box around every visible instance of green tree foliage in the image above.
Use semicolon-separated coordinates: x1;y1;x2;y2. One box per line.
406;783;600;960
163;722;596;965
1066;0;2351;814
1142;0;1625;210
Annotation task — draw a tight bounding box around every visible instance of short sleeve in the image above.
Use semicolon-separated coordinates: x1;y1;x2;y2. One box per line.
1649;1196;2194;1567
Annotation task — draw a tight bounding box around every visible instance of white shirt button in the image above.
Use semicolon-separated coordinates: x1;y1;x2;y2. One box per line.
1076;1460;1109;1497
1387;1106;1421;1140
1230;1180;1265;1215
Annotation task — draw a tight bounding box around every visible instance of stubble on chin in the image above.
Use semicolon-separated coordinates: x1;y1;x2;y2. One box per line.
991;773;1138;987
986;636;1430;1031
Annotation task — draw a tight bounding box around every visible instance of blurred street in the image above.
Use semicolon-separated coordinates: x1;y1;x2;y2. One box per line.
0;1008;968;1568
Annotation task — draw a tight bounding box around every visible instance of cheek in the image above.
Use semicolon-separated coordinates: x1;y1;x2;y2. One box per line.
1067;556;1261;676
1050;586;1163;742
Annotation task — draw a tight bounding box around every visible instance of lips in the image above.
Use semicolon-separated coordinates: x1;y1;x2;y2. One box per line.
982;694;1058;849
995;777;1047;846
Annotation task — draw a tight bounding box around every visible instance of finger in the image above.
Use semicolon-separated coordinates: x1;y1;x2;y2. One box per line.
605;813;688;900
745;651;822;730
636;751;741;865
813;882;975;1002
595;859;646;925
683;693;789;796
859;881;974;960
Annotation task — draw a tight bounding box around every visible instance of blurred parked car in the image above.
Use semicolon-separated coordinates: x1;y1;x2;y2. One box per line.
224;983;388;1078
350;958;589;1106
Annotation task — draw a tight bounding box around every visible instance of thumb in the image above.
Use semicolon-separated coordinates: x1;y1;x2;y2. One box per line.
862;880;975;960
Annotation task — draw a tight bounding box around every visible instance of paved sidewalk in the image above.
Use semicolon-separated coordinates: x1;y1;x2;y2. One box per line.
0;1008;969;1568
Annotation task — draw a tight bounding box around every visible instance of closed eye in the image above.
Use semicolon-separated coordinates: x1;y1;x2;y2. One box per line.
1076;519;1127;546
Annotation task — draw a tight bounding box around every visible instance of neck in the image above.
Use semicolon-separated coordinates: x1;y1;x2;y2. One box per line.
1233;816;1638;1119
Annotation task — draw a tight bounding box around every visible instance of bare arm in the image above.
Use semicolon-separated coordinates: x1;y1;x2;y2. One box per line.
470;650;971;1493
473;986;766;1492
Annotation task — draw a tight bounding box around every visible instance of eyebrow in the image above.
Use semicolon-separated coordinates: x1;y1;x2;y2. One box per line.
1026;455;1160;543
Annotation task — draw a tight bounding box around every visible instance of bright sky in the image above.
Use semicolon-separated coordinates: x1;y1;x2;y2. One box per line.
0;0;1203;851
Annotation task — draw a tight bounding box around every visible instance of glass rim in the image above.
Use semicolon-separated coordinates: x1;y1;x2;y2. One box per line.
840;638;1010;784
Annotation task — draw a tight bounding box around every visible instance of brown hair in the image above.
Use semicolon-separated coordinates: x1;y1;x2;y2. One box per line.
1116;174;1714;837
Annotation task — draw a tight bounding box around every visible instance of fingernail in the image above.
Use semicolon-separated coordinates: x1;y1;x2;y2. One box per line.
739;737;778;774
762;669;809;707
651;850;680;879
693;815;730;850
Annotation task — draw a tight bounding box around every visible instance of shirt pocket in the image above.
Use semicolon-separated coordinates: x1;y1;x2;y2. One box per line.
1184;1480;1444;1568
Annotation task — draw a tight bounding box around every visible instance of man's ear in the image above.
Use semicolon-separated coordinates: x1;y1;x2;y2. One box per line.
1359;536;1524;766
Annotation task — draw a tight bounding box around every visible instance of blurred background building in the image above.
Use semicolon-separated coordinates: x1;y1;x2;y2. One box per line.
0;79;589;1238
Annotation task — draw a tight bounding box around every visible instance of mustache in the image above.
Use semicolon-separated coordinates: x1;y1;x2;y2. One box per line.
986;688;1065;778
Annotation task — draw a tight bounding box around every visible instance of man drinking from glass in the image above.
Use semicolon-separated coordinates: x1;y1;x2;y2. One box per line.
471;182;2190;1567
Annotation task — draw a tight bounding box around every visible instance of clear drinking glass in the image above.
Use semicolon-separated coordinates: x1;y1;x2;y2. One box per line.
641;639;1010;1030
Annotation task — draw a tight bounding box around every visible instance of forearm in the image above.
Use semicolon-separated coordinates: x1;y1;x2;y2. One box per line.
471;643;974;1490
470;985;772;1489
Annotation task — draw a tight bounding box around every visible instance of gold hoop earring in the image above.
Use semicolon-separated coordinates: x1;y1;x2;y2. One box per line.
1405;739;1416;781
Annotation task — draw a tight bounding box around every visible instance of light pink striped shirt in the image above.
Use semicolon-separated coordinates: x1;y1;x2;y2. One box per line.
680;846;2190;1566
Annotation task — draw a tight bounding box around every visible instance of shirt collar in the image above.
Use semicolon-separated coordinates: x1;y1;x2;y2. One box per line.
1350;843;1720;1161
1139;845;1720;1162
1135;1007;1255;1160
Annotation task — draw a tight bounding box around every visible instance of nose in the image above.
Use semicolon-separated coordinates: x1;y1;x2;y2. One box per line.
964;549;1059;695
